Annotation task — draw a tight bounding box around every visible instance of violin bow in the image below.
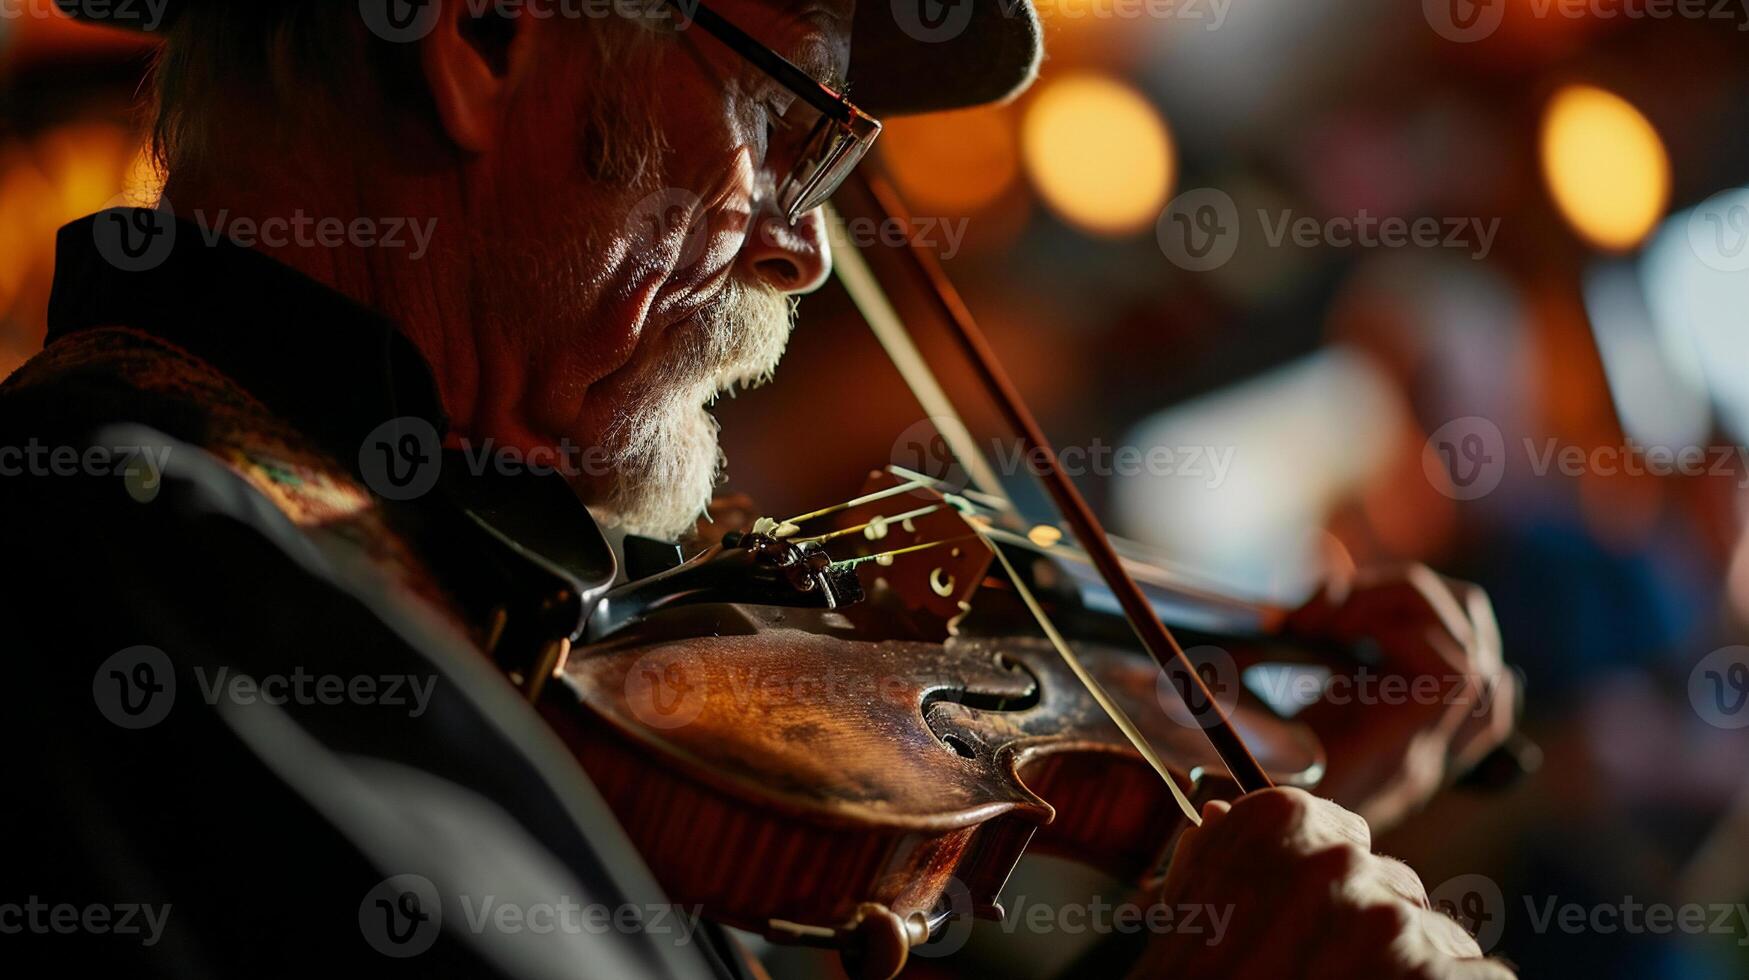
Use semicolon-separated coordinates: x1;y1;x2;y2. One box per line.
830;170;1275;798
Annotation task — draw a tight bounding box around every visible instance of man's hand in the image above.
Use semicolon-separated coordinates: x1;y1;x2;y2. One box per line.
1284;564;1517;829
1135;789;1513;979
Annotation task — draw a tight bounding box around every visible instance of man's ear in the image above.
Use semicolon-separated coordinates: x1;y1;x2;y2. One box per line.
421;0;533;153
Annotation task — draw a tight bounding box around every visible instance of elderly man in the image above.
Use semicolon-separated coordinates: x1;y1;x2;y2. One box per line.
2;1;1515;977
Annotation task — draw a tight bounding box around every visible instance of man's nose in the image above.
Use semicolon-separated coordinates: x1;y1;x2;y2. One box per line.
736;203;832;295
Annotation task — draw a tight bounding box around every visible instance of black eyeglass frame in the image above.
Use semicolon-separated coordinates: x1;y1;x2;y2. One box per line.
670;0;882;224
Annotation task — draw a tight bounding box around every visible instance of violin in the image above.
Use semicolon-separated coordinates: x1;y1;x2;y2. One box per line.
456;170;1527;979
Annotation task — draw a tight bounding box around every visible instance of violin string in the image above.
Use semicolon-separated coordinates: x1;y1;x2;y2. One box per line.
852;171;1272;793
884;465;1010;517
791;504;944;545
970;520;1203;828
776;478;935;534
977;525;1285;625
826;209;1015;508
826;535;979;573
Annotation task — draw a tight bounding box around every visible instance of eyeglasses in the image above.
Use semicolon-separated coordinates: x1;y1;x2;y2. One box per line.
674;0;882;225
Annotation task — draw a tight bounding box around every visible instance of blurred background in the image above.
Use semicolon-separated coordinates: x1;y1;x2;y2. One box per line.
5;1;1749;976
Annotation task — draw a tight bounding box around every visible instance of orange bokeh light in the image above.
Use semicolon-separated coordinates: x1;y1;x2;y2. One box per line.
1021;74;1174;237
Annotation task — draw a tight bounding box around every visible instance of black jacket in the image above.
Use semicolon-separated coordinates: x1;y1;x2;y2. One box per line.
0;211;731;980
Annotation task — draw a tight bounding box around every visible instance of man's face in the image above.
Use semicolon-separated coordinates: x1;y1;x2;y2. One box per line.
459;0;849;540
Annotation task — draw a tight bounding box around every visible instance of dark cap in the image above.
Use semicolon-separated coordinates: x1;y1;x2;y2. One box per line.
54;0;1043;117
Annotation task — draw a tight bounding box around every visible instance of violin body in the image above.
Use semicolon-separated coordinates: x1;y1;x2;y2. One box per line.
541;596;1322;978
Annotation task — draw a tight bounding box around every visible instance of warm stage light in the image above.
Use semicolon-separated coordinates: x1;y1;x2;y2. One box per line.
1021;74;1174;237
1540;85;1670;252
879;105;1020;215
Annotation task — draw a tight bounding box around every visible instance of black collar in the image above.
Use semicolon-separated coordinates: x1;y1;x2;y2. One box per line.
48;208;449;467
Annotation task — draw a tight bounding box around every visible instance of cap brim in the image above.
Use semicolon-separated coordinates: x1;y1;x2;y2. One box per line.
54;0;1044;116
848;0;1043;116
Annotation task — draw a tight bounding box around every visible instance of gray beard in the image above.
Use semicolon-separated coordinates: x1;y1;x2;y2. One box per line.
592;278;795;541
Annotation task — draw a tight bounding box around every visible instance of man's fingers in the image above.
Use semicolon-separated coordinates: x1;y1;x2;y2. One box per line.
1372;855;1432;909
1448;668;1519;768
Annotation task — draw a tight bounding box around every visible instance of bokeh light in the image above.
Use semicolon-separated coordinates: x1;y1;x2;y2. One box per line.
1021;74;1174;237
879;105;1020;215
1539;84;1670;252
